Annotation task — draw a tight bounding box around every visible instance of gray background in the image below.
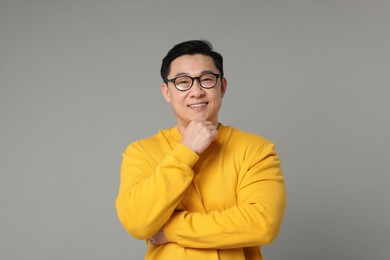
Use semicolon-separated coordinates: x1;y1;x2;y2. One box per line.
1;0;389;259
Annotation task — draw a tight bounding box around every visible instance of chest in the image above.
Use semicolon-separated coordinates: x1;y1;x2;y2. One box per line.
188;145;242;212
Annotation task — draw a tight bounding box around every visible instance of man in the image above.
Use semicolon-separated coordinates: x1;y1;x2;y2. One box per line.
116;40;286;259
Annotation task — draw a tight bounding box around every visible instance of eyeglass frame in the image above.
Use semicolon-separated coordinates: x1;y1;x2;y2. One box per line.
166;73;222;91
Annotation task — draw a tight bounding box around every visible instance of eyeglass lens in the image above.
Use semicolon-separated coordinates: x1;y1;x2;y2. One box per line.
174;74;217;90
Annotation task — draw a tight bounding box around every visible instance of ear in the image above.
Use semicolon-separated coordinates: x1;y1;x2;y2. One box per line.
161;83;171;103
221;77;227;98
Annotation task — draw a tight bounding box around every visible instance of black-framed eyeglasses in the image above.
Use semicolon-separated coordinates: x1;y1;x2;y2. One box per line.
166;73;221;91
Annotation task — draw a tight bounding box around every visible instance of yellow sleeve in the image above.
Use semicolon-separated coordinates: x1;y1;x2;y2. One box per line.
115;142;199;240
164;143;286;249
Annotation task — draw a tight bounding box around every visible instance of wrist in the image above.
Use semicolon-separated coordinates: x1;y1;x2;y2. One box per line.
171;143;199;168
180;141;199;154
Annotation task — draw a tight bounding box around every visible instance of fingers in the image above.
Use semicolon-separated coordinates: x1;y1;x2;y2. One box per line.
190;120;217;130
202;121;219;137
148;228;167;246
202;120;214;126
181;121;219;154
149;238;160;246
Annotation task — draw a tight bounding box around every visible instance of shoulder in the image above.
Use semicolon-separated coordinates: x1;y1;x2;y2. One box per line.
219;125;280;168
221;125;272;149
218;125;279;163
124;128;173;155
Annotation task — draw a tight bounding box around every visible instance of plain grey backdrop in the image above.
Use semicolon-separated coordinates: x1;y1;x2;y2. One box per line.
1;0;389;259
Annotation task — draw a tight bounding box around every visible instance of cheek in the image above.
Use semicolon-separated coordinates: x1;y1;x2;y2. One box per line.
170;93;186;105
212;92;223;102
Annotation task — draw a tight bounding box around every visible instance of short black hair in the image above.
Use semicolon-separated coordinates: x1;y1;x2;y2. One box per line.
160;40;224;83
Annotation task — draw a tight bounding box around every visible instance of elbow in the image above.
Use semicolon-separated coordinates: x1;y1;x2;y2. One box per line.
249;211;283;245
118;216;151;240
261;229;278;245
123;222;154;240
115;197;155;240
253;196;286;245
257;219;283;245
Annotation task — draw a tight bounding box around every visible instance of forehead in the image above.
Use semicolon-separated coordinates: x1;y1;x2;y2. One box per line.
169;54;217;76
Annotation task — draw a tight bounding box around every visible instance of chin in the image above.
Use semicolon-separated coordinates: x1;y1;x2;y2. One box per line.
192;116;210;122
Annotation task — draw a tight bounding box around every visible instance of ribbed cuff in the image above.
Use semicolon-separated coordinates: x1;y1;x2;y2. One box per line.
171;143;199;168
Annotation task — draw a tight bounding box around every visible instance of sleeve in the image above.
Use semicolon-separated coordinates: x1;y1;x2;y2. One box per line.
163;142;286;249
115;142;199;240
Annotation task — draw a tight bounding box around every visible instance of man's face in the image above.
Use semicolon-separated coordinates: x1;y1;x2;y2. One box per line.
161;54;227;132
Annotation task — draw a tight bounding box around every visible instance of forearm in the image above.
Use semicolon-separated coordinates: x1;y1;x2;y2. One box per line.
164;181;286;249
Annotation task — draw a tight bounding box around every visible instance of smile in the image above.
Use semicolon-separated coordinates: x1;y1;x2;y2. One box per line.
188;102;208;108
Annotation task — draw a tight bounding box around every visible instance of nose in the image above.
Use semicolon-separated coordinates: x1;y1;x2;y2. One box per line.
189;78;205;97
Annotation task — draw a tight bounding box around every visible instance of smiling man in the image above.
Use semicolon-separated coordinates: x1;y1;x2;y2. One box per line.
116;40;286;260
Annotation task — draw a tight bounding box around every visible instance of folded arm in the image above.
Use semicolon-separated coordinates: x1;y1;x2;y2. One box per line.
154;143;286;249
115;143;198;240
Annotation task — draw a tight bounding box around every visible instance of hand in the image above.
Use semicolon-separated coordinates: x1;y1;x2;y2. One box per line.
148;228;167;246
181;121;219;154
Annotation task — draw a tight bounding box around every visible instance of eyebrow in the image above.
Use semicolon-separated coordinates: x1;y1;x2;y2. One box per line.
173;70;215;78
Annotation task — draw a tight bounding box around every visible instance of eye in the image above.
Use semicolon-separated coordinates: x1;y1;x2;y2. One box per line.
200;74;215;81
176;77;191;84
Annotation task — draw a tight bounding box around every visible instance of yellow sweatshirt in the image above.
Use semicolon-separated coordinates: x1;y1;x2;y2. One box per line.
116;124;286;260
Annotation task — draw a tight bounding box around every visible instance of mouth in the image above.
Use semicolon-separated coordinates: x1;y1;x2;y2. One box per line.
188;102;208;108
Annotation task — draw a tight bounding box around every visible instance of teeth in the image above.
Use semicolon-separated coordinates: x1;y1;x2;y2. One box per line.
189;103;207;108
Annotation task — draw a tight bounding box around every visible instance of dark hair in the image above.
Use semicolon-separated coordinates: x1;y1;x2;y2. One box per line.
160;40;224;83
